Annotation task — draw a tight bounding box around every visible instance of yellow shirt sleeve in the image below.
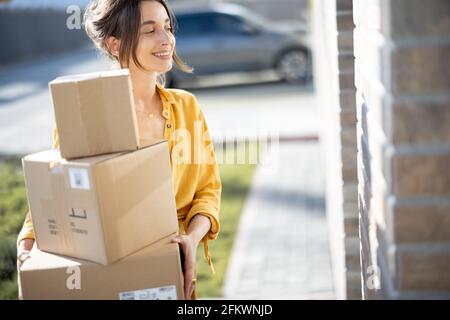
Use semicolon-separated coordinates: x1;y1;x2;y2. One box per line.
182;109;221;240
182;107;222;274
17;127;59;248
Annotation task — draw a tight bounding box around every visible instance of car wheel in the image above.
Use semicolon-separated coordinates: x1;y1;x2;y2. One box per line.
276;49;309;83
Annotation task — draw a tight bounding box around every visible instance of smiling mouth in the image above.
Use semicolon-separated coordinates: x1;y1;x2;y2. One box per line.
152;51;171;58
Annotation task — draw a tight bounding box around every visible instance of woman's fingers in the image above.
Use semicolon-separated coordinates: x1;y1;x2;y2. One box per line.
184;263;195;299
17;250;31;268
171;235;183;243
17;239;35;268
183;248;195;299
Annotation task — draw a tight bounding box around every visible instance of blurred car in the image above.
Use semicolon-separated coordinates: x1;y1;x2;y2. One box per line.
167;3;311;87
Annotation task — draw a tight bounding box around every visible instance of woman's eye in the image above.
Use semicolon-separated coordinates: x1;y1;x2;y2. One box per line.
143;26;171;35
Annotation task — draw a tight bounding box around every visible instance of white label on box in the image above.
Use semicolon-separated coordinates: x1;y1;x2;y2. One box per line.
119;285;177;300
68;168;90;190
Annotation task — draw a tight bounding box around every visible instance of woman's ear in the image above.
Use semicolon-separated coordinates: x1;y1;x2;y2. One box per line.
105;36;120;58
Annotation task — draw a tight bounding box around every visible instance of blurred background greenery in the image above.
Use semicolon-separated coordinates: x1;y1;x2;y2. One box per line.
0;158;27;299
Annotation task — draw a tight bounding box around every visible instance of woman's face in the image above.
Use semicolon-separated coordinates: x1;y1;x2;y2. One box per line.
132;1;175;73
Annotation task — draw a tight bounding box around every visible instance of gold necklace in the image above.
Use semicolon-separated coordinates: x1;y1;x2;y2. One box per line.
136;93;161;119
136;109;155;119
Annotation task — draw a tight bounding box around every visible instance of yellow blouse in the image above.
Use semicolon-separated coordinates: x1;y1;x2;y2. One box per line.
17;82;221;273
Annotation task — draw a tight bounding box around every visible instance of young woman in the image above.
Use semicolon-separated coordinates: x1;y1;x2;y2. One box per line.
16;0;221;300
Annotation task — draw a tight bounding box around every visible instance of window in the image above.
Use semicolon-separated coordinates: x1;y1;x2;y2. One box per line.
175;14;214;36
175;12;250;36
214;14;247;34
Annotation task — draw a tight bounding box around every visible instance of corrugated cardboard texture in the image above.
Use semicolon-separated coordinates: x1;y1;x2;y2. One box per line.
49;69;140;159
22;141;178;265
19;234;185;300
94;141;178;263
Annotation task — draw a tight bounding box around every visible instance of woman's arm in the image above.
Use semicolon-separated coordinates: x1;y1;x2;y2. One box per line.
186;214;211;246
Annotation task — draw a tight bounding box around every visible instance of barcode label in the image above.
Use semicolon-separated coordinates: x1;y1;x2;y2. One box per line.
68;168;90;190
119;285;177;300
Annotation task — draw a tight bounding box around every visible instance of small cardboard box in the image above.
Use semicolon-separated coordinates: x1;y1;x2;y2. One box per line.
49;69;140;159
22;140;178;265
19;234;185;300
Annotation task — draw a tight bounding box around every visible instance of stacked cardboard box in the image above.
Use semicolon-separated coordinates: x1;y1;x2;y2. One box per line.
20;235;183;300
19;69;184;300
49;69;141;159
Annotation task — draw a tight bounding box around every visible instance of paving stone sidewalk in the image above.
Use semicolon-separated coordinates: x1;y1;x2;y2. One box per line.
222;141;335;299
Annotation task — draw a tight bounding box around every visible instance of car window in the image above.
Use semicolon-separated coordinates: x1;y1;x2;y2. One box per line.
175;14;214;36
214;14;246;34
175;13;249;36
239;11;270;30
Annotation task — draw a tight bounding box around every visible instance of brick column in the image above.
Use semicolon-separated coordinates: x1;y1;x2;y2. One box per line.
354;0;450;299
312;0;361;299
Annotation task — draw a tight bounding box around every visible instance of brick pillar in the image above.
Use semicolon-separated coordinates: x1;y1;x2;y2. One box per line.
354;0;450;299
312;0;361;299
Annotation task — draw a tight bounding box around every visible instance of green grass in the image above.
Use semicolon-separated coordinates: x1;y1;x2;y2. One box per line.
0;158;28;300
0;143;256;300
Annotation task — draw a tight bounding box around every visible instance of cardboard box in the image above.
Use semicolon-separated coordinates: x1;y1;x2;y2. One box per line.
19;234;185;300
22;140;178;265
49;69;140;159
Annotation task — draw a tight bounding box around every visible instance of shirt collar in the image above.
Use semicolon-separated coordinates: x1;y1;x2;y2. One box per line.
156;82;176;105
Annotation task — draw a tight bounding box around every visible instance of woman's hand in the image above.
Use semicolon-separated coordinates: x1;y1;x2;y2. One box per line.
172;214;211;300
17;238;34;268
171;234;197;299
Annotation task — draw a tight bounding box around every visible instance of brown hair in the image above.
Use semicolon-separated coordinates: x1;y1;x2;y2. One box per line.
84;0;193;78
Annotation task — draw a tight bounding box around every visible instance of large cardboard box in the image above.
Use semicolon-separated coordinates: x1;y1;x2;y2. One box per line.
19;234;185;300
22;140;178;265
49;69;140;159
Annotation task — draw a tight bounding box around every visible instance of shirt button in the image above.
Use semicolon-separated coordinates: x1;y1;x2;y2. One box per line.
163;111;169;116
166;123;172;128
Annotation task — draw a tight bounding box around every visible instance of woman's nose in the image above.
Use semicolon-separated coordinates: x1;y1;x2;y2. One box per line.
157;29;172;46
